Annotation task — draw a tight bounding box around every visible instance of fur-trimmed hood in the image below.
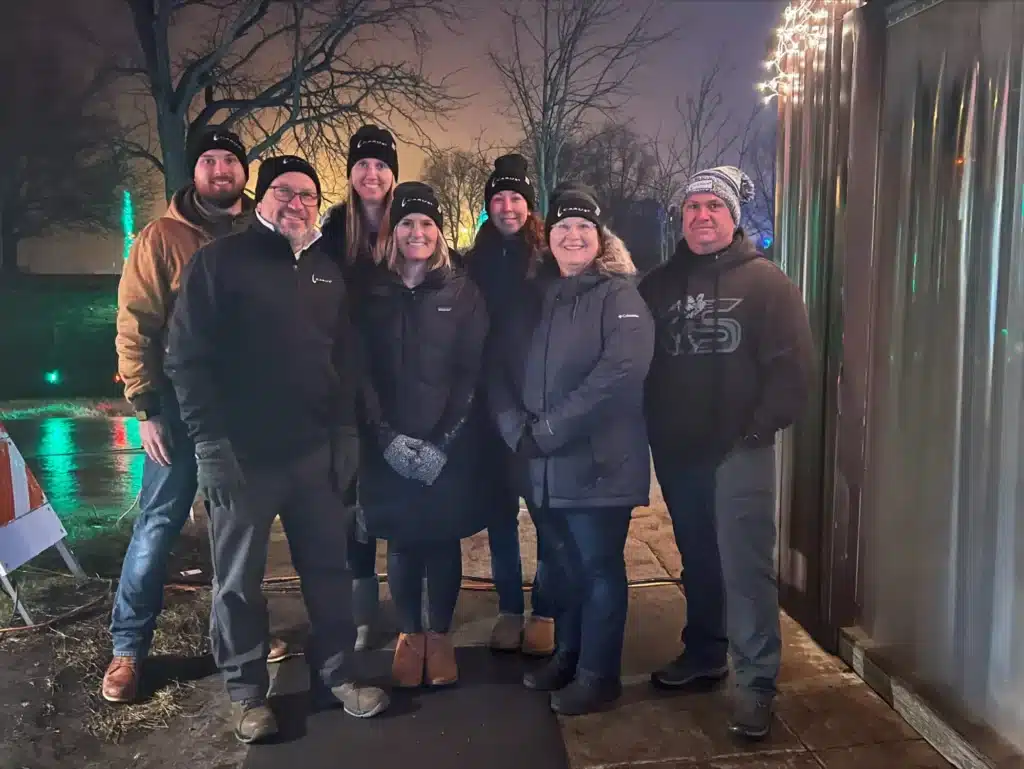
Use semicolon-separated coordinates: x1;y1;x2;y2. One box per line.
538;225;637;277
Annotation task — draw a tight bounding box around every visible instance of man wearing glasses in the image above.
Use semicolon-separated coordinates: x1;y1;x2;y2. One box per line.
166;155;389;744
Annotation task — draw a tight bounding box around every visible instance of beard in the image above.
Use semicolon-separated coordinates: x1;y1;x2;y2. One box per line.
197;181;244;209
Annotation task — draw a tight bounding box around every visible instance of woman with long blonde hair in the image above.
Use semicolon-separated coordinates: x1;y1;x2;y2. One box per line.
356;182;489;690
321;124;399;651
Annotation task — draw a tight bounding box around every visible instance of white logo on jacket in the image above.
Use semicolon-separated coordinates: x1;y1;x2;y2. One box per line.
312;275;333;284
661;294;743;356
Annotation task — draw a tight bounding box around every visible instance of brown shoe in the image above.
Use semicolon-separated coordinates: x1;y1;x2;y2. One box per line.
522;615;555;657
231;699;279;744
392;632;426;688
424;631;458;687
101;655;139;703
267;636;297;664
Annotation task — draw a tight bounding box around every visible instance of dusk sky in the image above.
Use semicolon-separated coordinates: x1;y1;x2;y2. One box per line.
411;0;787;174
21;0;789;273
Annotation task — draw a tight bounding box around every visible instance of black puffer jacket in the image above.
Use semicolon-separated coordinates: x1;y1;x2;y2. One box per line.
320;201;387;306
357;263;490;541
488;231;655;510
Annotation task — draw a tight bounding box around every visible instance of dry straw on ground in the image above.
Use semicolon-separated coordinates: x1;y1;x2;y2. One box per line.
49;589;212;743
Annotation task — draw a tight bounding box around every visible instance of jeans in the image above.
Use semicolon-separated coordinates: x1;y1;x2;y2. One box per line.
387;539;463;634
654;446;781;695
531;505;632;680
207;438;358;702
110;392;197;658
487;485;552;618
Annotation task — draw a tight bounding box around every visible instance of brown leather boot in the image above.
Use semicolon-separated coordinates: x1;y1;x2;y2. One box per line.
392;632;426;688
101;655;139;703
522;615;556;657
424;631;458;687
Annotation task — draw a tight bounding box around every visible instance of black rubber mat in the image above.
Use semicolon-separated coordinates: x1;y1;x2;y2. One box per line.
244;646;570;769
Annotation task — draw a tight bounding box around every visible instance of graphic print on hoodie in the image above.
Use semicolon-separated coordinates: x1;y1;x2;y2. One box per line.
638;233;814;464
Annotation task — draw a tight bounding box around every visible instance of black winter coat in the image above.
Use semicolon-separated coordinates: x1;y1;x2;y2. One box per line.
357;264;490;541
165;222;358;466
488;233;655;510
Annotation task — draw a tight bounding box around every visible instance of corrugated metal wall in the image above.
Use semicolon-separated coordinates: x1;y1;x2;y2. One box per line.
776;0;1024;750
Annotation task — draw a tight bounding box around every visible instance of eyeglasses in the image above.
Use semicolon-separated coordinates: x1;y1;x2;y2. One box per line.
268;185;319;206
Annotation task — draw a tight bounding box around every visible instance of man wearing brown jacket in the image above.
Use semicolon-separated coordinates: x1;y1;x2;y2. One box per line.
103;126;264;703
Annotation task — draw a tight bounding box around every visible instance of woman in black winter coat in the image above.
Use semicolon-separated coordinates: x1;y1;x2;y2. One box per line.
319;124;399;651
488;184;655;716
356;181;489;690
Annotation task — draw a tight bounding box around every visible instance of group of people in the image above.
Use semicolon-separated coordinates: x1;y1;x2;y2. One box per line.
106;123;814;746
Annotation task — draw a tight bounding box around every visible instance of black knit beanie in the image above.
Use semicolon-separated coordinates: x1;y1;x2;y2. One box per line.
186;125;248;177
390;181;443;232
485;153;536;210
347;125;399;179
255;155;321;202
545;184;603;235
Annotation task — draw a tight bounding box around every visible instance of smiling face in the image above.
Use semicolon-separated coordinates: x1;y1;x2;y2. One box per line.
395;213;439;262
682;193;736;254
489;191;530;236
350;159;394;206
549;217;600;276
193;149;247;208
256;170;320;249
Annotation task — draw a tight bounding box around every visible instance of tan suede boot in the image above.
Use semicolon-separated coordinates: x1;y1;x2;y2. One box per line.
522;615;556;657
392;632;426;688
424;631;458;687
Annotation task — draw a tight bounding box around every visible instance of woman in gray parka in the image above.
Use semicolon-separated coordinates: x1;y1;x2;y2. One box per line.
487;184;655;716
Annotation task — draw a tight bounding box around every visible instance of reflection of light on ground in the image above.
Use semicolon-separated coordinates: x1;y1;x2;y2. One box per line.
110;418;144;507
37;417;79;517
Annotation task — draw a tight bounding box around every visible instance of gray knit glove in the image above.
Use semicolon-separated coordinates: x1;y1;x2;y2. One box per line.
383;434;424;479
195;438;245;510
410;441;447;486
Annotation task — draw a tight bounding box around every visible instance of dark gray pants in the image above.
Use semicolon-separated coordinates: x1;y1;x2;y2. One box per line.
207;437;357;703
655;445;781;695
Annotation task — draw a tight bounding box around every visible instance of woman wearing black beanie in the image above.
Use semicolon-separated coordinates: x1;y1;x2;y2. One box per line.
320;124;400;652
355;181;490;690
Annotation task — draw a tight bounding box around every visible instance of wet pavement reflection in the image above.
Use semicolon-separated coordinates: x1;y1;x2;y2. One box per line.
4;416;144;539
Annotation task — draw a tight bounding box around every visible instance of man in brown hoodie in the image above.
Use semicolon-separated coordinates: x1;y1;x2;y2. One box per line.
103;126;281;703
640;166;814;741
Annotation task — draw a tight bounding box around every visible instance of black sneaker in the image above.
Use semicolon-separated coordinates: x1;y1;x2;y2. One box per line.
650;652;729;690
549;670;622;716
728;693;773;741
523;649;578;691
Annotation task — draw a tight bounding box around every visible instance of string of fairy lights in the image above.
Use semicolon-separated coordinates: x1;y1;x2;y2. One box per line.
757;0;864;104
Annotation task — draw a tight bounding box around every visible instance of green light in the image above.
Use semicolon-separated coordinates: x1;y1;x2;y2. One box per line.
44;369;61;385
122;190;135;260
476;209;488;231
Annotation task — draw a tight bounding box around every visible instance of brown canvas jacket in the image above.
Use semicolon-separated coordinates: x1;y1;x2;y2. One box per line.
115;186;248;412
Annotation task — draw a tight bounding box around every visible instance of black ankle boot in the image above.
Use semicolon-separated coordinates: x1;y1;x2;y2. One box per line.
550;669;622;715
523;648;578;691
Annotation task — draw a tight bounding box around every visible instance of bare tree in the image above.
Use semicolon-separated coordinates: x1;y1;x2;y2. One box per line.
561;122;657;228
738;118;777;242
489;0;675;214
421;148;491;250
98;0;462;200
648;63;761;260
0;6;151;277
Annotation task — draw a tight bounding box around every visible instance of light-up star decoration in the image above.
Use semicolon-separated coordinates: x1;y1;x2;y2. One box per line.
756;0;864;104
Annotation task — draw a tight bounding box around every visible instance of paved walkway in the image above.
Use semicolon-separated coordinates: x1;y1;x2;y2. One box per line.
258;484;952;769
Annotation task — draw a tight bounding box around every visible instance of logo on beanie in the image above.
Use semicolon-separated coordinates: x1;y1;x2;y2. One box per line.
687;178;714;194
357;138;394;150
489;174;531;189
557;204;600;218
401;197;438;211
